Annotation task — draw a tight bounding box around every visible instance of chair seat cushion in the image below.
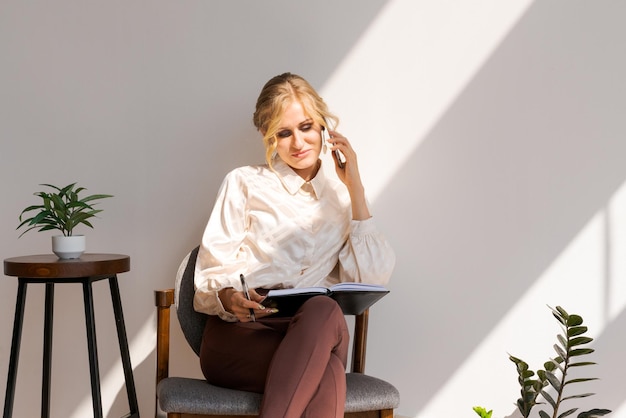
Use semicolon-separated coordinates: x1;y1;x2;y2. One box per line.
158;377;262;415
345;373;400;412
157;373;399;415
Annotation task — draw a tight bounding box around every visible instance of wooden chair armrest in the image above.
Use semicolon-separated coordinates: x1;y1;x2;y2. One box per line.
154;289;175;388
351;308;369;374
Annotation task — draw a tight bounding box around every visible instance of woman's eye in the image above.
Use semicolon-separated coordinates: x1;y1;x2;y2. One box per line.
277;130;291;138
300;124;312;131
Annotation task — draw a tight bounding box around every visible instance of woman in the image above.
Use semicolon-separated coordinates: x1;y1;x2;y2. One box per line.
193;72;395;418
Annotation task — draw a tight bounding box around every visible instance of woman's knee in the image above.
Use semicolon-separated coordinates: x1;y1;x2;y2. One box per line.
300;296;345;323
293;297;349;344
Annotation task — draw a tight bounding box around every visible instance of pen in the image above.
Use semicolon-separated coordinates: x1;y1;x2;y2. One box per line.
239;273;256;322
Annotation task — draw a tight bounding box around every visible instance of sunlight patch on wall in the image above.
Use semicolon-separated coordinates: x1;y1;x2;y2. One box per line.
607;181;626;322
69;316;156;418
415;179;626;417
320;0;534;201
614;400;626;418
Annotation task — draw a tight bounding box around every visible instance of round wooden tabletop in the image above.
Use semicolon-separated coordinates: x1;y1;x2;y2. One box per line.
3;254;130;279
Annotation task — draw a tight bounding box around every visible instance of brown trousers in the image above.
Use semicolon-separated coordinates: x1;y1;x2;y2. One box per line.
200;296;349;418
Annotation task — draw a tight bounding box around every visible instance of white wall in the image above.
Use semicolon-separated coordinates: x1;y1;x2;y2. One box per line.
1;1;625;417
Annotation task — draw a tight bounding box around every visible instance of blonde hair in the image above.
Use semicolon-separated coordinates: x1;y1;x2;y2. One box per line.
252;73;338;168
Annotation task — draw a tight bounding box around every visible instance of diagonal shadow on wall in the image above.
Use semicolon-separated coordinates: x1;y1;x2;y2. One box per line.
368;0;626;415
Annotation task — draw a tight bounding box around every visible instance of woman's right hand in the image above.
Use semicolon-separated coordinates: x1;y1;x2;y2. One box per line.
219;287;277;322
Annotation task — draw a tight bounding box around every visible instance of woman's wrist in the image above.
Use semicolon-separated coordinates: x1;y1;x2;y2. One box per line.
349;189;371;220
218;287;236;313
352;205;371;221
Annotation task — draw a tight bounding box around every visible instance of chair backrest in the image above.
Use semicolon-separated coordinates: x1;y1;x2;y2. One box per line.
174;245;206;356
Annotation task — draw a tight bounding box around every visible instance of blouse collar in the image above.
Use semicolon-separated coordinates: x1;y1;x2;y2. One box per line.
273;158;327;198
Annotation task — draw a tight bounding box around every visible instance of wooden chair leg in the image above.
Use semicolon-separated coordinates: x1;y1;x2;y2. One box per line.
380;409;394;418
351;309;369;373
155;289;175;418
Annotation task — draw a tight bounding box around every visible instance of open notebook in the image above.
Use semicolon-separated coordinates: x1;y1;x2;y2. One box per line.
262;282;389;316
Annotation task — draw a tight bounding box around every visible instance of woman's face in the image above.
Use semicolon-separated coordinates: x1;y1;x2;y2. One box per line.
274;100;322;180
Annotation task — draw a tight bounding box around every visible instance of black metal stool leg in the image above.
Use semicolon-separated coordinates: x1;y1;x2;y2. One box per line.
82;279;103;418
3;280;27;418
108;276;139;417
41;282;55;418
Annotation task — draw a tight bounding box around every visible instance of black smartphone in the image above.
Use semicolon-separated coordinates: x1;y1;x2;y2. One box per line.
323;121;345;169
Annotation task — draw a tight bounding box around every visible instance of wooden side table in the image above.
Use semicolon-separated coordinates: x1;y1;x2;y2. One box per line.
2;254;139;418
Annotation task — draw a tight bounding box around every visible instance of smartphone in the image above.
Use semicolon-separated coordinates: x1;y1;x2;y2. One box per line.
323;120;345;169
333;149;345;169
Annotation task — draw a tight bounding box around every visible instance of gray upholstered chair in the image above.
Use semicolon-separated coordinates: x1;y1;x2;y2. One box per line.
155;246;400;418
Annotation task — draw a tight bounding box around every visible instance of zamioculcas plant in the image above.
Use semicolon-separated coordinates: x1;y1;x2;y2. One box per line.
474;306;611;418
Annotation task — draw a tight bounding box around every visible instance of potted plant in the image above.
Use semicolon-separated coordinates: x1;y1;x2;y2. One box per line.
473;306;611;418
17;183;113;259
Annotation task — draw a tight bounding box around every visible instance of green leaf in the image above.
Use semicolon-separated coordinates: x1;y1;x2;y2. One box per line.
533;379;547;392
17;225;40;237
563;378;598;387
567;315;584;326
555;306;569;317
42;194;52;210
81;193;114;203
541;390;556;408
49;193;65;209
545;371;562;391
553;344;567;359
81;219;95;229
41;183;65;193
37;225;58;232
539;410;551;418
522;391;536;402
570;348;595;357
551;306;568;324
66;200;92;210
562;393;594;400
569;336;593;347
18;204;46;217
472;406;493;418
546;359;565;374
557;407;578;418
569;361;596;367
569;326;588;337
30;210;55;225
577;408;612;417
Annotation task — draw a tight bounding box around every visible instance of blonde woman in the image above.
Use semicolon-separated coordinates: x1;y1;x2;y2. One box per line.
194;73;395;418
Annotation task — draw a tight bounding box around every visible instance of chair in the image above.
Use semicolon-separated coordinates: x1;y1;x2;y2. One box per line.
155;246;400;418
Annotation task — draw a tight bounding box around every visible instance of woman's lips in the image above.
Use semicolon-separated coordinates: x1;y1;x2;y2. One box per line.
291;149;310;158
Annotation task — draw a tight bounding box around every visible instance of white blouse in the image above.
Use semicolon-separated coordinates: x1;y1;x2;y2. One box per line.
193;158;395;321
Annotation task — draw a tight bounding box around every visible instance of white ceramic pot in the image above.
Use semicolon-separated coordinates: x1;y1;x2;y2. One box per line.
51;235;86;259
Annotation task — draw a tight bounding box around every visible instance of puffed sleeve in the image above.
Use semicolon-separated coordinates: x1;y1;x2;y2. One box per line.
193;170;246;321
338;217;396;285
